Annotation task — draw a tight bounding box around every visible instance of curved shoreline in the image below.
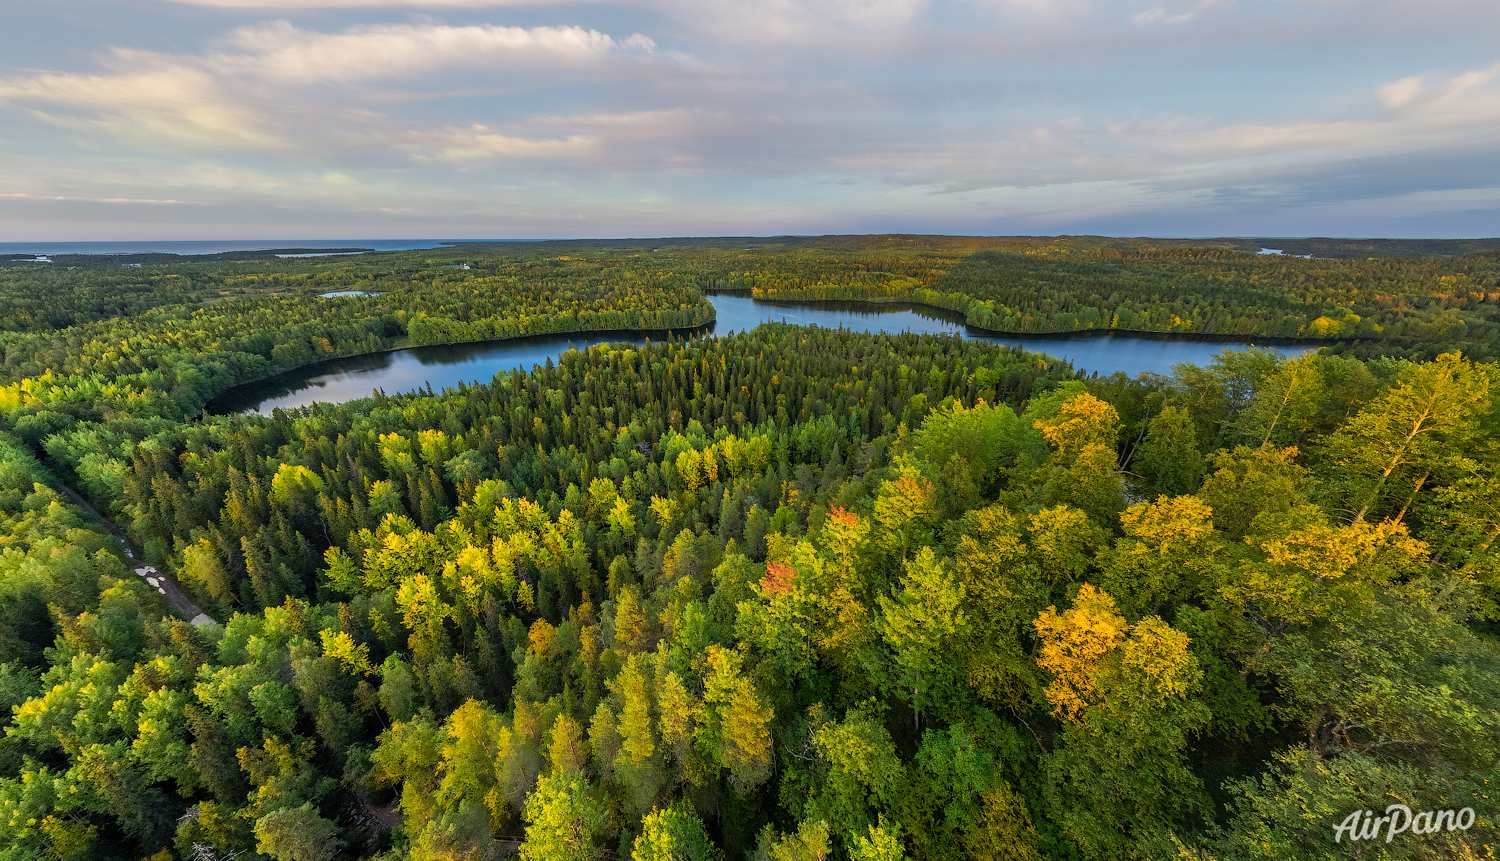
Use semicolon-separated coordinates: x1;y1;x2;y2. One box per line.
203;290;1346;416
202;318;715;415
729;289;1376;347
963;319;1340;347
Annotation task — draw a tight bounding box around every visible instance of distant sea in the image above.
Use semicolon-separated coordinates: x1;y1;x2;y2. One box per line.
0;239;471;256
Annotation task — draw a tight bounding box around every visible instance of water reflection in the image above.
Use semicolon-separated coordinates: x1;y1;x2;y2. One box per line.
210;294;1318;415
207;332;659;415
708;294;1316;378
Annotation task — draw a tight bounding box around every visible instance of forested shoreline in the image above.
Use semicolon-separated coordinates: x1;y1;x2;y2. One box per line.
744;245;1500;360
0;237;1496;861
201;321;713;417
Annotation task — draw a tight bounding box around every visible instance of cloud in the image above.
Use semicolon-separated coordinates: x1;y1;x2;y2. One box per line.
1175;62;1500;164
1347;186;1500;216
159;0;929;28
404;108;805;170
157;0;931;46
0;192;204;205
635;0;934;46
1131;0;1233;26
162;0;575;6
0;58;286;149
1378;76;1424;108
757;59;1500;228
5;0;1500;238
410;126;598;160
0;20;661;157
219;21;654;83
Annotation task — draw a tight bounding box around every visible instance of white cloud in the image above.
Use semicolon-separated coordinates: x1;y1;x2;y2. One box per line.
0;59;286;149
1175;62;1500;163
749;59;1500;215
5;0;1500;237
639;0;931;46
1378;76;1424;108
525;108;726;140
403;108;786;169
0;192;203;205
219;21;653;83
162;0;579;6
1132;0;1233;26
0;20;662;157
156;0;931;46
160;0;930;30
410;126;598;160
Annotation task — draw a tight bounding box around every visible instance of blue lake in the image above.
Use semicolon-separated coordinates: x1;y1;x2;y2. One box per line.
209;294;1318;415
710;295;1317;377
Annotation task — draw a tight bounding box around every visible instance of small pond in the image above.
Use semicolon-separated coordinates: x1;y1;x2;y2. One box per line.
209;294;1318;415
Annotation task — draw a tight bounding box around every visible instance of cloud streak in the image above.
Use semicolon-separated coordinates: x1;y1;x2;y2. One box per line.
1175;63;1500;161
1131;0;1234;26
0;193;203;205
221;21;654;83
0;60;287;150
162;0;578;7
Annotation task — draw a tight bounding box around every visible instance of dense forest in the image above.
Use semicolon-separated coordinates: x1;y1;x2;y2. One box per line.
0;237;1496;861
740;242;1500;360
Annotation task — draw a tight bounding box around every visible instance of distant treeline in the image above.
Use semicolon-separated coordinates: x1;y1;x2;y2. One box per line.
740;244;1500;361
0;251;713;440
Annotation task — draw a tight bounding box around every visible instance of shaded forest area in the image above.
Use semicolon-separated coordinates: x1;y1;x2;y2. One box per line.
0;236;1496;861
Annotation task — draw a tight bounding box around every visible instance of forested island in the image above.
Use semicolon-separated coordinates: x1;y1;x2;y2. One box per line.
0;235;1495;861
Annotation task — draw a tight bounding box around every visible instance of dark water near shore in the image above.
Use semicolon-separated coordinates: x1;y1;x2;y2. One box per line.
208;332;665;415
210;294;1317;415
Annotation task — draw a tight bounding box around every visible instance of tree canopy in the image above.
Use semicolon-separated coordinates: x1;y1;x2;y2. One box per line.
0;237;1497;861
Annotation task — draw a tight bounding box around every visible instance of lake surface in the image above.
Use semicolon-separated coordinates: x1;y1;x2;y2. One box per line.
211;294;1317;415
709;295;1315;376
208;332;664;415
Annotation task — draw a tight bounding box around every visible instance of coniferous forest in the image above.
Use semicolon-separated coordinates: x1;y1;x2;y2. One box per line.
0;236;1496;861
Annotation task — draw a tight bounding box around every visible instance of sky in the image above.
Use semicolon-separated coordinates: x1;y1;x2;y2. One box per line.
1;0;1499;240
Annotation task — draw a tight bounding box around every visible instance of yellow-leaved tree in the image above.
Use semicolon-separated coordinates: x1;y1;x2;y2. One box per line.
1034;584;1210;859
1033;391;1119;463
699;646;773;794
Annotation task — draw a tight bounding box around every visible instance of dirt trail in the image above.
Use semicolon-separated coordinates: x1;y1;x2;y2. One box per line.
52;481;216;626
